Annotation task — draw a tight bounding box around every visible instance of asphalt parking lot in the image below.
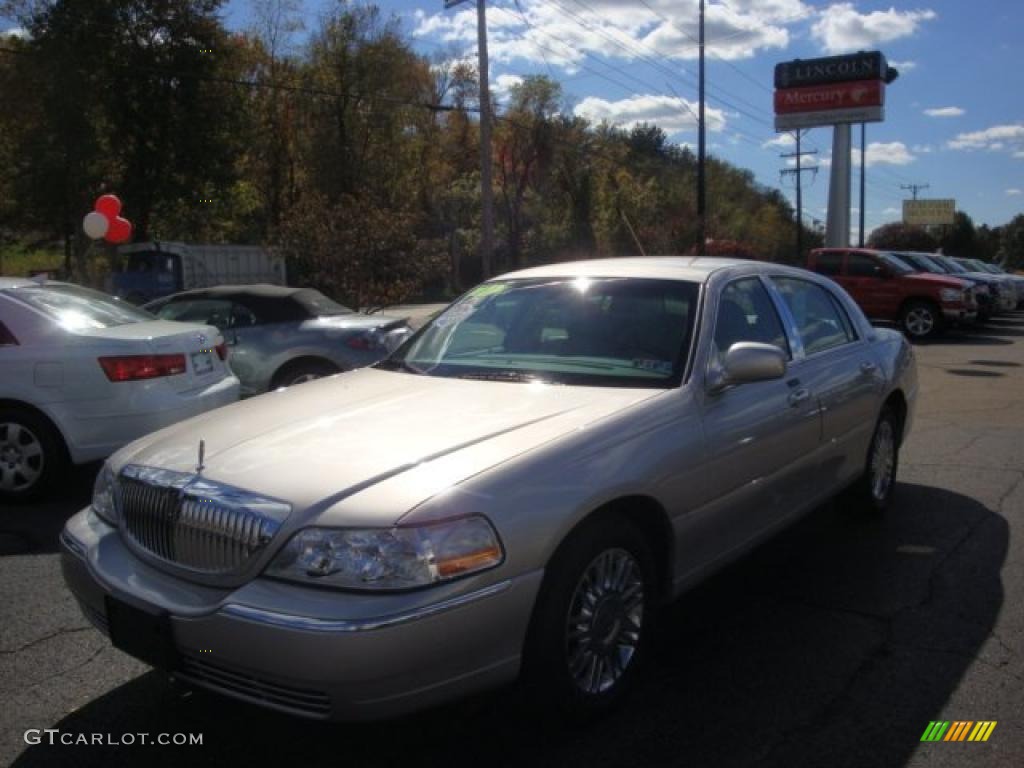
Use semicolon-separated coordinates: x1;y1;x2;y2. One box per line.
2;314;1022;768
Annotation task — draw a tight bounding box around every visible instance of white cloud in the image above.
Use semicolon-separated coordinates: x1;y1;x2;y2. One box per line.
492;73;524;98
882;207;901;215
574;93;727;135
811;4;937;54
889;59;917;71
923;106;964;118
862;141;915;166
911;143;934;153
414;0;810;73
1014;150;1024;159
1007;188;1023;196
947;123;1024;153
763;134;796;149
2;27;29;39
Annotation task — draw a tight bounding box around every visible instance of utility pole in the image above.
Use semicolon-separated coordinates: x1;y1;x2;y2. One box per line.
780;131;818;263
476;0;495;278
447;0;494;279
858;123;866;247
900;183;930;200
696;0;706;253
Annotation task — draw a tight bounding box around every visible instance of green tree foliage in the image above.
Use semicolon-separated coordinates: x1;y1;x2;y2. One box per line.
867;222;938;252
998;214;1024;269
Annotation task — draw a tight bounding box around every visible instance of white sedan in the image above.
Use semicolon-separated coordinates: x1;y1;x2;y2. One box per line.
0;278;239;499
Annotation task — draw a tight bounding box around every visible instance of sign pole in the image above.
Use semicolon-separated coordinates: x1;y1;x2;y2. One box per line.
826;123;852;247
476;0;495;279
696;0;706;253
859;123;866;247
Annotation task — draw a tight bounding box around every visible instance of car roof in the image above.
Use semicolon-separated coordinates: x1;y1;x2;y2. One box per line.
496;256;774;283
0;278;77;291
164;284;304;300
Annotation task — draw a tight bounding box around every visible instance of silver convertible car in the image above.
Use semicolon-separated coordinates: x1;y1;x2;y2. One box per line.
61;258;917;721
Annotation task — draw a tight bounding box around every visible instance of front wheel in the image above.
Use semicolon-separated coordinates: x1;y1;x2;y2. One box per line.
522;515;657;721
271;359;339;389
846;407;900;513
899;300;942;340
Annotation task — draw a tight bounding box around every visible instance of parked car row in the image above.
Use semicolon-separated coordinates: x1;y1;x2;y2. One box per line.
808;248;1022;340
0;279;411;499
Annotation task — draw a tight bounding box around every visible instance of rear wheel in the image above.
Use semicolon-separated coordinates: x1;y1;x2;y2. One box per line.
522;514;657;722
271;359;339;389
846;407;900;513
899;300;942;340
0;408;66;501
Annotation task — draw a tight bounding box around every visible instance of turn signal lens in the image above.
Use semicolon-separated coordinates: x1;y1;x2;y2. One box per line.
98;354;187;382
215;342;228;360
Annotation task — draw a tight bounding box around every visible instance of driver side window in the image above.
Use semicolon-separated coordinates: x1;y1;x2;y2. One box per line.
713;278;790;362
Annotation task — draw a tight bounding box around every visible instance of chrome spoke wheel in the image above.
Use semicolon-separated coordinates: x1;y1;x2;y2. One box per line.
565;548;644;695
0;421;45;492
870;420;895;502
905;308;934;337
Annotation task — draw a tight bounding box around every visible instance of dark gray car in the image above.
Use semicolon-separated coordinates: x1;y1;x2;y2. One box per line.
146;285;411;396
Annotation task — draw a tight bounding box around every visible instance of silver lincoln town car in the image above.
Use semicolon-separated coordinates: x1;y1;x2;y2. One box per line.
61;257;917;721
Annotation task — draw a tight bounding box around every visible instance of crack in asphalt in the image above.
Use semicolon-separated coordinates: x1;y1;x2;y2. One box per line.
22;643;108;692
0;625;92;656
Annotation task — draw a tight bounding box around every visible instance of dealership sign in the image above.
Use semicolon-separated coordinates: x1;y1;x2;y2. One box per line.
903;199;956;227
773;51;893;132
774;51;888;89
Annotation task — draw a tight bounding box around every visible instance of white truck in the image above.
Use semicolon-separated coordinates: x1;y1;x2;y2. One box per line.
109;241;287;304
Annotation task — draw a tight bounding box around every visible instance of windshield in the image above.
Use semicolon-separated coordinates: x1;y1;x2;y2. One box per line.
293;289;354;317
378;277;700;388
11;284;154;330
935;256;968;274
878;252;916;274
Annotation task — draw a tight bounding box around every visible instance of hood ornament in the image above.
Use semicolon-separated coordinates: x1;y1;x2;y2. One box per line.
196;439;206;475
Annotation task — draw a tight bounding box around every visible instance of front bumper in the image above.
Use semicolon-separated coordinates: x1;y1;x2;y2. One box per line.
941;307;977;324
61;508;542;720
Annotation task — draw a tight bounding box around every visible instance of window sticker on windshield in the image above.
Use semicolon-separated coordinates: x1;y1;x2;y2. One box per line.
633;359;673;374
468;282;508;298
433;300;477;329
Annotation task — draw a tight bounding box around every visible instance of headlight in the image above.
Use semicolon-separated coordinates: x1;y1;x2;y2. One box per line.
939;288;962;303
265;515;504;590
91;463;118;525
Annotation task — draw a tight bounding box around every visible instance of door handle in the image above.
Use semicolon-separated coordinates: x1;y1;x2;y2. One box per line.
860;360;877;374
788;388;810;407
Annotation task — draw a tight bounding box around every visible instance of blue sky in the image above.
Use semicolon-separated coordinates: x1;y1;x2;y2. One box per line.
8;1;1022;233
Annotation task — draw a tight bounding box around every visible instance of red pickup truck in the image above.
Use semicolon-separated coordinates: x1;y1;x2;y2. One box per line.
808;248;977;340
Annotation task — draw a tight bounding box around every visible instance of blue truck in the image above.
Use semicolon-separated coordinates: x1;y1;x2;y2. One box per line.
108;241;287;304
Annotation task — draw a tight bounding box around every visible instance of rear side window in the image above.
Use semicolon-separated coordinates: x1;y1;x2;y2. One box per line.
157;299;234;328
813;252;843;276
772;278;855;356
847;253;880;278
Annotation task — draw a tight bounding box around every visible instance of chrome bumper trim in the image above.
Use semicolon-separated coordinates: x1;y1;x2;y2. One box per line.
60;527;87;560
220;579;514;633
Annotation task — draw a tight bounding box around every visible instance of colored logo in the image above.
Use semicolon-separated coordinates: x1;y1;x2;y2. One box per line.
920;721;997;742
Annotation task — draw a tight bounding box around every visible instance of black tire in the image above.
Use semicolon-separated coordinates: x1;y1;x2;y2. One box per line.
846;407;900;513
0;407;67;502
271;359;339;389
899;300;942;340
522;514;658;722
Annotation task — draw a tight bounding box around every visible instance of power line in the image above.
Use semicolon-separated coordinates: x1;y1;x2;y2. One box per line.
901;182;930;200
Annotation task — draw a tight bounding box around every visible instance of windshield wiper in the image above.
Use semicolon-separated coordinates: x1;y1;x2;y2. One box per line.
375;359;424;374
454;371;553;384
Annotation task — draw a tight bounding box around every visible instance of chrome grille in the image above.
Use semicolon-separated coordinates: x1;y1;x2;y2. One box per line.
118;465;290;577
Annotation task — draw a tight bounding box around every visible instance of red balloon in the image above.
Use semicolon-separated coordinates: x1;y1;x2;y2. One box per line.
105;216;133;244
95;194;122;218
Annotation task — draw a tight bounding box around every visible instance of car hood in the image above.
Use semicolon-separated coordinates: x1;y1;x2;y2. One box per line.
113;367;659;515
904;272;970;289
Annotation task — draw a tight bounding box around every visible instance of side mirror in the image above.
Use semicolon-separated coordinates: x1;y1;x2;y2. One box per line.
708;342;787;393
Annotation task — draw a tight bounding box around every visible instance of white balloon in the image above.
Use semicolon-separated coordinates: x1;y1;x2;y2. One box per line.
83;211;109;239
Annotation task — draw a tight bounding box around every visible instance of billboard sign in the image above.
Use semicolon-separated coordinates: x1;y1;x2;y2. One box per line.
774;51;888;89
903;199;956;227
